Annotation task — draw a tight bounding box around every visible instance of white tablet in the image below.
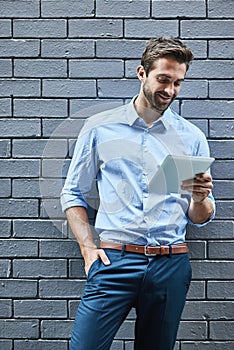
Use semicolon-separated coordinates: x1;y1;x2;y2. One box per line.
149;155;215;194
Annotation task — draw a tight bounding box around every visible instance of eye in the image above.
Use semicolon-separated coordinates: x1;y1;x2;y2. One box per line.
157;77;170;84
174;81;181;87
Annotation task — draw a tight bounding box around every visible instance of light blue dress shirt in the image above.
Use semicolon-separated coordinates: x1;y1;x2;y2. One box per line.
61;97;215;246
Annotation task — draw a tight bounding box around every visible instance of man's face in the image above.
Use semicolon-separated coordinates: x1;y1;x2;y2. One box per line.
139;57;187;113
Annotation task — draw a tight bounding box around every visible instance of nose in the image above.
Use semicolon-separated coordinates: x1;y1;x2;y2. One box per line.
164;83;175;97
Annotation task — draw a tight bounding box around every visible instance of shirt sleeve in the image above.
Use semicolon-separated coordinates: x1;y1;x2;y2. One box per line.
60;124;98;212
187;130;216;227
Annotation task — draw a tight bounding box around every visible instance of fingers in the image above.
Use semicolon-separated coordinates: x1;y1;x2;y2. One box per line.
84;248;111;276
97;249;111;266
181;173;213;202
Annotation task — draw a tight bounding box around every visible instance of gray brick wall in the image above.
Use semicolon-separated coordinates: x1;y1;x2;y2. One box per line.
0;0;233;349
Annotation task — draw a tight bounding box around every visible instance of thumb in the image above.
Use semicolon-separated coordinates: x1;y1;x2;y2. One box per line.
97;249;111;266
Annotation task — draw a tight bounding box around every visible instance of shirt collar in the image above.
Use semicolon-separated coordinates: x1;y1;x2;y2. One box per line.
126;96;171;130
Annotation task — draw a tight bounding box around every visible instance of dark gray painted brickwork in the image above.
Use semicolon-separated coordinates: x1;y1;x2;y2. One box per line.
0;0;233;349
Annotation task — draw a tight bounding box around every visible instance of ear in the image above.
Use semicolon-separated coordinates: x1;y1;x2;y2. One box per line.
136;65;146;82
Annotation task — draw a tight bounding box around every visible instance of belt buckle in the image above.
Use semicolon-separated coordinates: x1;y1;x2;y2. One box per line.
144;245;157;256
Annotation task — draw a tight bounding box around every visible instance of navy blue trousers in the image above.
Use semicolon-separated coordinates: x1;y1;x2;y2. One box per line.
69;249;192;350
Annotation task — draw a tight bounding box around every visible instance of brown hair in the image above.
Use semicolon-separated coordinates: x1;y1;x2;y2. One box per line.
141;37;194;76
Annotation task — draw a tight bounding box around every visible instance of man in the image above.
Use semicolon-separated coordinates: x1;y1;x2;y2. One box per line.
61;37;215;350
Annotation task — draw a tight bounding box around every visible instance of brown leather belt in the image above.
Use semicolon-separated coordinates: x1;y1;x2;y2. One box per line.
100;241;188;256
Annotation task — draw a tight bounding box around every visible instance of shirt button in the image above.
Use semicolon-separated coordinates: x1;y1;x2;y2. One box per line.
147;233;151;237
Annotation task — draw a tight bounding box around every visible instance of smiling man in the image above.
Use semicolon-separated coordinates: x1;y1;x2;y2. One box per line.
61;37;215;350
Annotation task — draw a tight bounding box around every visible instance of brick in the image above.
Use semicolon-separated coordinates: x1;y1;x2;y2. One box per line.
0;320;39;339
13;259;67;278
188;119;208;136
116;320;134;339
177;321;207;339
42;79;96;98
216;201;233;220
96;40;146;58
14;340;67;350
213;180;234;199
96;0;150;18
41;159;71;177
13;19;67;38
208;242;234;259
210;120;234;138
0;220;11;238
209;141;234;159
208;0;233;18
209;40;234;59
0;340;12;350
184;40;207;59
191;261;234;279
0;139;11;157
0;119;41;137
12;139;67;158
0;279;37;298
0;59;12;77
41;0;94;18
14;98;68;118
125;60;141;78
70;99;123;118
182;301;234;320
0;199;39;218
152;0;206;18
125;19;178;38
0;39;40;57
0;260;10;277
97;79;140;98
40;198;65;219
208;281;234;300
186;281;205;300
0;19;11;37
39;280;86;298
111;341;124;350
69;259;86;278
41;39;95;58
41;320;73;339
39;179;64;199
0;239;38;257
14;299;67;318
0;160;40;177
0;98;11;116
12;179;39;198
69;59;124;78
210;321;234;340
13;220;64;239
179;80;208;98
14;59;67;78
210;80;233;99
181;100;234;118
187;61;233;79
0;299;12;318
0;79;40;97
69;19;123;38
187;241;206;259
187;221;234;240
0;0;39;18
212;161;234;179
39;240;81;258
181;341;234;350
181;20;233;38
42;118;84;138
68;300;79;318
0;179;11;197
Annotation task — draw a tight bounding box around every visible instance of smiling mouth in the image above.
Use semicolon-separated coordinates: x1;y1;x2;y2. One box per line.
157;93;172;102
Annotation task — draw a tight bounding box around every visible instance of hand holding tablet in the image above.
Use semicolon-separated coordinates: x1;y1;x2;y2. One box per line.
149;155;215;194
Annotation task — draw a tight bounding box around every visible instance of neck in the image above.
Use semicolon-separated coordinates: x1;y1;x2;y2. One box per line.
134;95;162;126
